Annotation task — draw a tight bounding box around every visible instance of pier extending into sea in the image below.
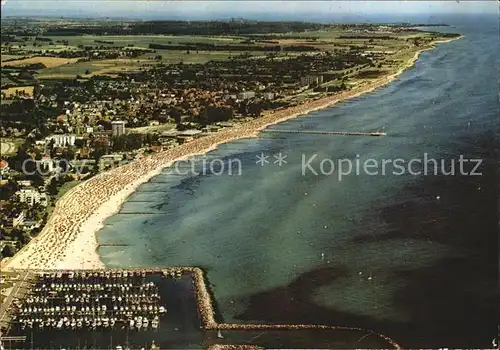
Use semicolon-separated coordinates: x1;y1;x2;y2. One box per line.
1;267;402;349
261;129;386;136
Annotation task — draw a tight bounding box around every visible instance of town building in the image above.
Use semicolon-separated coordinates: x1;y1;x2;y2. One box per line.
100;154;124;163
20;220;40;231
300;75;324;87
111;120;126;136
262;92;275;100
237;91;256;100
92;131;111;147
17;180;32;188
13;211;25;228
202;125;221;133
16;188;48;207
46;134;76;147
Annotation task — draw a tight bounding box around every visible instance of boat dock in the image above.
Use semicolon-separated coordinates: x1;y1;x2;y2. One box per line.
117;212;168;215
1;267;401;350
262;129;386;136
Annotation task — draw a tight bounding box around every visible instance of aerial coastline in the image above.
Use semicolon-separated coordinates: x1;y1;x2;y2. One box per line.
3;34;462;273
2;3;498;348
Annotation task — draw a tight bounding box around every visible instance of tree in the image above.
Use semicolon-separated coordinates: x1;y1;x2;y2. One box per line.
47;138;56;156
62;147;75;160
0;180;19;201
11;146;34;173
27;174;44;188
202;106;233;123
170;109;182;125
33;84;41;98
46;177;58;196
74;138;85;148
91;146;107;162
19;231;31;245
1;244;15;258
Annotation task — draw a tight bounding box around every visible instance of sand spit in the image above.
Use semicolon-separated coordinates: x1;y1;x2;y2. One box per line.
5;37;460;274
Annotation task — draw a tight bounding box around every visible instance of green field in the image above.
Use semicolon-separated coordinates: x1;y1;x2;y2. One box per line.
6;34;247;54
44;34;245;47
1;27;437;82
35;50;254;79
2;34;262;80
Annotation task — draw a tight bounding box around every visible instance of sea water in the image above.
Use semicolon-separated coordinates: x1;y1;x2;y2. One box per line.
97;15;499;348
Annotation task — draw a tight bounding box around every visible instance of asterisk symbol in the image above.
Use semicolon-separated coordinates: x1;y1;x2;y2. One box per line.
273;152;287;166
256;153;269;166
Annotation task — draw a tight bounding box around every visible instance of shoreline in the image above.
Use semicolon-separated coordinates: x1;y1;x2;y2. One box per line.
4;35;461;271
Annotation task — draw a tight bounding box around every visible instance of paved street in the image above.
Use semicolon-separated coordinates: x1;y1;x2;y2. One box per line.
0;271;30;326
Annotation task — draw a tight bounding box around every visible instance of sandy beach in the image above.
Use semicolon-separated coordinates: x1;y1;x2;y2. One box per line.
5;37;461;272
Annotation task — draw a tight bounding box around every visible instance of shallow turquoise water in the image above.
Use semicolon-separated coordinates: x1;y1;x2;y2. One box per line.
97;17;499;347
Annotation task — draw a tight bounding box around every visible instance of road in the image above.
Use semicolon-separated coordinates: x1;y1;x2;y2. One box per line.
0;271;30;325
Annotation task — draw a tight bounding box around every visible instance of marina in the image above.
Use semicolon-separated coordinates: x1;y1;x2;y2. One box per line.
0;268;402;349
12;271;166;331
1;269;202;349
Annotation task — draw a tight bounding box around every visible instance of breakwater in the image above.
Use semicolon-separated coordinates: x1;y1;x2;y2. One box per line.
184;267;402;349
9;267;402;349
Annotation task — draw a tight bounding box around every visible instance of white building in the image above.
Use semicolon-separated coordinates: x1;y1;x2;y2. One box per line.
237;91;255;100
13;211;25;228
100;154;124;163
111;121;126;136
16;180;32;188
20;220;40;231
46;134;76;147
300;75;324;87
16;188;48;207
262;92;275;100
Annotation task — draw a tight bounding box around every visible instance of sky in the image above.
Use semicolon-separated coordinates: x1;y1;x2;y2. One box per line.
1;1;497;20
